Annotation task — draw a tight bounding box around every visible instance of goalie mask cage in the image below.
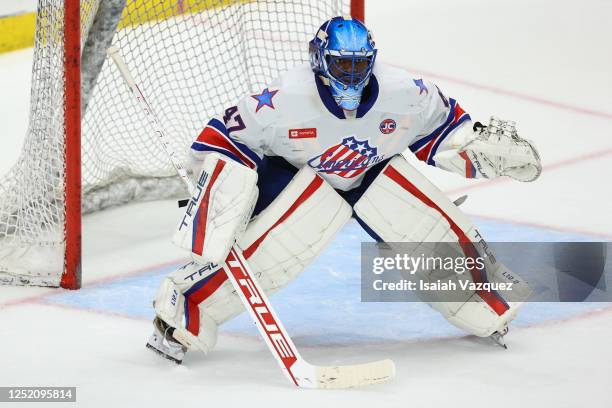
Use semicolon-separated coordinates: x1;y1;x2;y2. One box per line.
0;0;364;289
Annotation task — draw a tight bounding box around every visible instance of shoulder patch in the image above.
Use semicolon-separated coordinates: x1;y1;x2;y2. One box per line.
251;88;279;113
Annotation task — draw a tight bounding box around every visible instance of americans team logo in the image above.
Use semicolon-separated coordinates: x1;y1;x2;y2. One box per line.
379;119;397;134
307;136;384;178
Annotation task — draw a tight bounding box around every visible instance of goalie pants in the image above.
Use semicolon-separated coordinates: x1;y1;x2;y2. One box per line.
254;155;388;241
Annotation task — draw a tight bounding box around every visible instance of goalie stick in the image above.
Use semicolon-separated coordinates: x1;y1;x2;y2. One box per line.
107;46;395;389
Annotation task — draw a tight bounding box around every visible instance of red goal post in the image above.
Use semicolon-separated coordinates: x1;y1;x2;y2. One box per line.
63;0;82;289
351;0;365;23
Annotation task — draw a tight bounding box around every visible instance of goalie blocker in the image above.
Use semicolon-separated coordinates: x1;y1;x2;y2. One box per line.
172;153;259;265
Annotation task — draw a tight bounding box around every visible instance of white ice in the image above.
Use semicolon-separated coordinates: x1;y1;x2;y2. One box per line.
1;0;611;407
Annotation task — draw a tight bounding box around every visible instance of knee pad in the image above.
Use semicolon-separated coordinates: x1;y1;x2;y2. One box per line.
157;166;351;351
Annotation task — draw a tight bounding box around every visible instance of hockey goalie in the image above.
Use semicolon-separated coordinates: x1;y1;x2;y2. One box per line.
147;17;541;364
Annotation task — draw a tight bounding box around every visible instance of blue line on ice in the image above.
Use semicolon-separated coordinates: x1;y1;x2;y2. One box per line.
45;218;609;345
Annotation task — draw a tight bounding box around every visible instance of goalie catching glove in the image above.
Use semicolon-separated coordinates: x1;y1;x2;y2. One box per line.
435;117;542;182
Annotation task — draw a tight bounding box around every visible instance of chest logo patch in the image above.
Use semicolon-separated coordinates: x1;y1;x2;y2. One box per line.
379;118;397;134
289;128;317;139
307;136;384;179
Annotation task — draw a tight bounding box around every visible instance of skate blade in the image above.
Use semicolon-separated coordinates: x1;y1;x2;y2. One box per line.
489;332;508;349
146;342;183;365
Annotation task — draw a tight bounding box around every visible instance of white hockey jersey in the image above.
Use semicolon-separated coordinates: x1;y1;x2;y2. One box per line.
191;63;474;191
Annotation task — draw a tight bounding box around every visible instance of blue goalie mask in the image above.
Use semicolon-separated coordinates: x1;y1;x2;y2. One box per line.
309;17;377;111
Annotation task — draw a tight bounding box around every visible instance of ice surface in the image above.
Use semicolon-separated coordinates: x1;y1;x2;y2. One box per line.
0;0;611;406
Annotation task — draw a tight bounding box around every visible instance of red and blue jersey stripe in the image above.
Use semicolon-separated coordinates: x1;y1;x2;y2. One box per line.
192;118;262;169
409;98;471;166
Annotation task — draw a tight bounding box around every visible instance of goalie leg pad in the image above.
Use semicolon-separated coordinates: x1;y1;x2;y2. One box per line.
238;166;353;293
173;153;259;265
154;262;221;353
160;166;352;347
354;155;532;337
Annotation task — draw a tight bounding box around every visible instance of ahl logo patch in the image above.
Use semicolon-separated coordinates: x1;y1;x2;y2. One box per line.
379;119;397;134
307;136;384;178
289;128;317;139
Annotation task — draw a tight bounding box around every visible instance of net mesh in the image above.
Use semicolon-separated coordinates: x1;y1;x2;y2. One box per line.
0;0;351;286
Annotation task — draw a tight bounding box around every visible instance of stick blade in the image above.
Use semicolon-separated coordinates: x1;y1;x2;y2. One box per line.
307;359;395;389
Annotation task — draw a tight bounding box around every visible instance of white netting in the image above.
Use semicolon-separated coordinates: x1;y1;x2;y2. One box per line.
0;0;351;286
0;1;99;286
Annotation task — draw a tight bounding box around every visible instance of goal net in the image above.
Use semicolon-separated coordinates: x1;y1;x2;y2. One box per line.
0;0;355;288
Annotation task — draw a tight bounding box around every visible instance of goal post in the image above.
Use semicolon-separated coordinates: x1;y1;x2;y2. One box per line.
0;0;364;290
62;0;82;290
351;0;365;22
